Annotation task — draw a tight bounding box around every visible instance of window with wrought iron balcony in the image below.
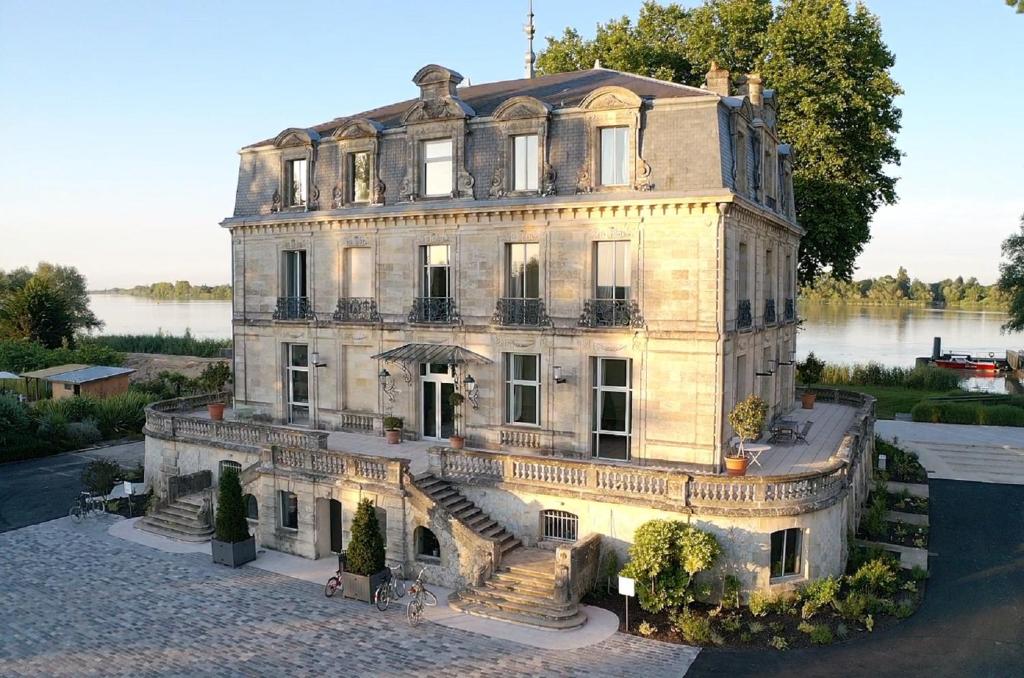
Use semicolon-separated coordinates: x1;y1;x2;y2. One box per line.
493;243;550;326
579;241;644;329
273;249;314;320
333;246;380;322
736;299;753;330
409;244;458;324
764;298;777;325
784;297;795;323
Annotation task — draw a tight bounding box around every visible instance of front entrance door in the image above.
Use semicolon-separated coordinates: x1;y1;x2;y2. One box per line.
421;363;455;440
329;499;343;553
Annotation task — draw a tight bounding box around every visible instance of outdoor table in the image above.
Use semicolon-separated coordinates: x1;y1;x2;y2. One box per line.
769;418;799;443
743;443;772;467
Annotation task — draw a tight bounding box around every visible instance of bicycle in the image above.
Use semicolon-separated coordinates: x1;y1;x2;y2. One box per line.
374;562;407;611
324;551;347;598
69;491;105;523
406;568;438;626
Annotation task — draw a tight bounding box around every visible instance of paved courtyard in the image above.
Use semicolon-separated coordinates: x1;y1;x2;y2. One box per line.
0;516;698;677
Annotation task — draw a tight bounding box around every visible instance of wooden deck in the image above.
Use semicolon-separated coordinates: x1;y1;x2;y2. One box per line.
747;402;858;477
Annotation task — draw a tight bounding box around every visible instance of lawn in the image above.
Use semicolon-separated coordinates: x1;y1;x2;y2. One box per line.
809;383;956;419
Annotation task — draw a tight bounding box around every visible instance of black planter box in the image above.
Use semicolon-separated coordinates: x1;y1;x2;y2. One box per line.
341;569;390;603
212;536;256;567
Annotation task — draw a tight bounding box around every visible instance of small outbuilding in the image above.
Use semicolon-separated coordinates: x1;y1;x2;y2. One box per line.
20;364;136;400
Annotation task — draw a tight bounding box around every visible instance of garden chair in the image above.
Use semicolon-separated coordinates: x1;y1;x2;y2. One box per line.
796;420;813;444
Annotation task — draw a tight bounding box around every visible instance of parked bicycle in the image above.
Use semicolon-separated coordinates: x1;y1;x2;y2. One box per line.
69;491;105;523
324;551;347;598
373;562;407;611
406;568;438;626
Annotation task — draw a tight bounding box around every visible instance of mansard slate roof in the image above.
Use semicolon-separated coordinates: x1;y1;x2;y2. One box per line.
245;68;714;149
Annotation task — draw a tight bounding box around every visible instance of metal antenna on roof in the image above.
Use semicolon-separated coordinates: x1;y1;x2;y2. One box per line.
524;0;536;78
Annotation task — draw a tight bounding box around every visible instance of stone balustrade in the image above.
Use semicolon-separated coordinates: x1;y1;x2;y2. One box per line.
272;446;406;487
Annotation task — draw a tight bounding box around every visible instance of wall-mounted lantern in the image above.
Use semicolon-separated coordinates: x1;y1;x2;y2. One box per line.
310;351;327;368
378;367;396;403
463;373;479;409
553;365;567;384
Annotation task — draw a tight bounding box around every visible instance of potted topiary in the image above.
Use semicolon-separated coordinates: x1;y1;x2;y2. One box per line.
341;498;389;603
726;394;768;476
448;391;465;449
211;466;256;567
383;416;403;444
796;352;825;409
201;362;232;421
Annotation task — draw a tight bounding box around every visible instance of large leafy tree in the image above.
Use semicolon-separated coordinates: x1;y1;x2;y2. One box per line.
0;263;101;348
537;0;902;283
998;214;1024;332
1008;1;1023;14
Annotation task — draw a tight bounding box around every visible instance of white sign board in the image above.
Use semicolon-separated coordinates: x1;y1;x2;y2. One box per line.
123;481;134;496
618;575;635;597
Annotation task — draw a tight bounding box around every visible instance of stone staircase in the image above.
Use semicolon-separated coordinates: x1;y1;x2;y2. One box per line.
450;547;587;630
414;474;521;556
137;493;213;542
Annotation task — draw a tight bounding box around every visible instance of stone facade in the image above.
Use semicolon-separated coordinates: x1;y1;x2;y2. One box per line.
143;63;871;599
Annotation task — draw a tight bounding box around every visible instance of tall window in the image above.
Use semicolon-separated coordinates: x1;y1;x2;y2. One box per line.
505;353;540;426
738;242;749;299
421;245;450;299
286;344;310;425
735;354;747;405
285;159;308;207
279;490;298;530
600;127;629;186
507;243;539;298
513;134;539;191
345;247;372;298
350;152;370;203
422;139;453;196
592;357;632;460
760;346;773;404
282;250;307;299
595;241;630;300
765;248;775;301
785;254;793;299
770;528;802;578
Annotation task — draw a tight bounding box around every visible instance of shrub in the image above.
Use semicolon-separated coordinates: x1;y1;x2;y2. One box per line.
637;621;657;637
796;352;825;385
909;565;929;582
861;492;889;540
600;549;620;593
92;391;156;437
620;520;721;614
767;635;789;651
849;558;898;597
834;591;881;621
66;419;102;448
85;332;230;358
799;576;842;608
747;590;773;617
836;622;849;639
81;458;121;496
346;498;385;576
0;395;32;441
809;624;834;645
911;400;1024;427
747;620;765;635
214;467;250;543
383;416;403;430
718;613;743;634
895;601;915;619
36;411;68;442
864;614;875;632
672;608;712;645
721;574;742;609
728;395;768;451
198;362;232;392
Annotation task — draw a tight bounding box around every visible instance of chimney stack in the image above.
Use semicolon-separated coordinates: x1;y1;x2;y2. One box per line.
746;73;763;107
705;61;731;97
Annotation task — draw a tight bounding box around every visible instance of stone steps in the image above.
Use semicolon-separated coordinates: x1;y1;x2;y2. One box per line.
449;594;587;630
414;474;522;555
138;493;212;543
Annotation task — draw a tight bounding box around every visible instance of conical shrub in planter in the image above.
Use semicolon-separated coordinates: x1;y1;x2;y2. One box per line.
341;498;389;602
211;467;256;567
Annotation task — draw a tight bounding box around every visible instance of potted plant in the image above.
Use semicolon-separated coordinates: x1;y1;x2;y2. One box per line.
340;498;389;603
200;362;232;421
448;391;466;449
796;352;825;409
211;466;256;567
383;416;403;444
726;395;768;476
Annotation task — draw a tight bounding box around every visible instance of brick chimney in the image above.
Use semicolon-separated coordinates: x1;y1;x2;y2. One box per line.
745;73;764;107
705;61;731;97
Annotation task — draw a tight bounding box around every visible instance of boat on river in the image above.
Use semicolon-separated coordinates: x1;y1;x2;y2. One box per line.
932;353;1000;372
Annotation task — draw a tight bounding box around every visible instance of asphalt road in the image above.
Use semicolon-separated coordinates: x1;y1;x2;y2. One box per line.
688;479;1024;678
0;441;145;533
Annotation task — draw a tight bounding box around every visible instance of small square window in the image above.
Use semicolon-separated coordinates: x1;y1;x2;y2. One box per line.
770;528;802;578
422;139;453;196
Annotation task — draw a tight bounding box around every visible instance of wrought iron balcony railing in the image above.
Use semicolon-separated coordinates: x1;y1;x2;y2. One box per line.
332;297;381;323
766;196;777;210
764;298;777;326
737;299;752;330
492;298;551;326
273;296;313;321
578;299;644;328
784;298;795;323
408;297;458;324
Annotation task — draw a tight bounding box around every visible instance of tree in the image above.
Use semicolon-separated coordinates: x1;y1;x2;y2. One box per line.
81;458;121;497
214;467;250;543
998;214;1024;332
346;498;385;576
620;519;721;613
0;263;101;347
537;0;902;283
1008;1;1024;14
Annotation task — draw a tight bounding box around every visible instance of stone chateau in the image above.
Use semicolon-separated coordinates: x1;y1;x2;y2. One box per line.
143;61;875;628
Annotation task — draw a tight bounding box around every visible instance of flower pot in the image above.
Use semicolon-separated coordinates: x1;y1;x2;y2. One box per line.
449;435;465;449
207;402;226;421
211;536;256;567
340;569;391;603
801;392;816;410
724;455;750;477
385;429;401;444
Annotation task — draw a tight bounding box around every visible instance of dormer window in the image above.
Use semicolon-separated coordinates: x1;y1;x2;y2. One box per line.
350;152;371;203
513;134;539;191
422;139;453;196
599;127;629;186
285;159;308;207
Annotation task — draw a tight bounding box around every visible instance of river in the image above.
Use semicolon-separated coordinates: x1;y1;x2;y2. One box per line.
87;294;1022;369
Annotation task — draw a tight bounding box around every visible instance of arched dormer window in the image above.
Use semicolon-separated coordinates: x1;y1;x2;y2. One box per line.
577;86;650;193
489;96;553;199
329;118;384;207
272;128;320;212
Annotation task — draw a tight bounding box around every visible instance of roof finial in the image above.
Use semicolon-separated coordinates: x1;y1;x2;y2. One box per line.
524;0;536;78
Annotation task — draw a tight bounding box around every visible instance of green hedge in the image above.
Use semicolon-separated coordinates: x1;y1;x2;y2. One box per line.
0;339;123;374
911;401;1024;427
817;361;961;391
86;332;230;358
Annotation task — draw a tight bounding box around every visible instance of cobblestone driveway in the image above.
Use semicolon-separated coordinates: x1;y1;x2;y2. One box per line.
0;517;697;677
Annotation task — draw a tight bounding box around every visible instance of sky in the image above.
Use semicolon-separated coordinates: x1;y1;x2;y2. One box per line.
0;1;1021;289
